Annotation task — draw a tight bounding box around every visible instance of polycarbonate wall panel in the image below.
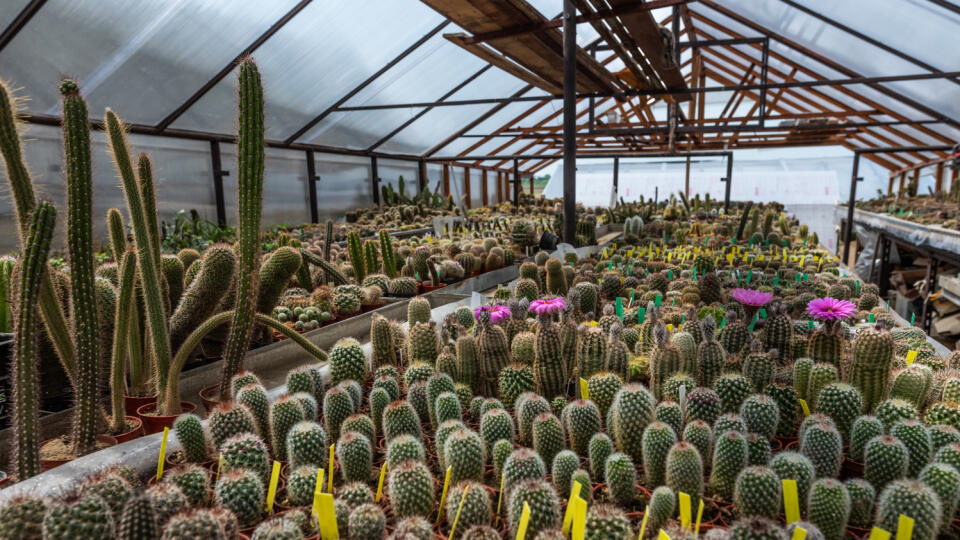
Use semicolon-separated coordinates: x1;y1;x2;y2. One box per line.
263;148;311;226
0;123;216;252
0;0;299;124
172;0;445;139
313;153;373;222
466;169;484;209
378;158;419;201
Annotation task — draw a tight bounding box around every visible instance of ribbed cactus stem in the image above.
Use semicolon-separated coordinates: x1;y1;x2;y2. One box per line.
137;154;168;314
11;201;55;480
347;231;366;282
110;250;137;432
219;59;265;401
106;109;173;413
380;230;396;278
0;78;76;383
62;80;100;456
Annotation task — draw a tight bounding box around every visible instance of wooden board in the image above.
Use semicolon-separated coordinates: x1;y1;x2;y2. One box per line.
606;0;690;100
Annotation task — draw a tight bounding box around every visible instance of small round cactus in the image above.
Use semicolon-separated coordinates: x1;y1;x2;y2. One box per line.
214;469;264;528
604;452;637;505
173;413;209;463
388;433;427;470
507;480;561;539
733;466;781;519
444;428;484;484
336;431;373;483
387;459;435;518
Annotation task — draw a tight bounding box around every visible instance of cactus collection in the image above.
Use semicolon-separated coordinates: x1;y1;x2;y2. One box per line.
2;58;959;539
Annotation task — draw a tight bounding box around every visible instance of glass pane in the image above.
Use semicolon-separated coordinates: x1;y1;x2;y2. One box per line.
173;0;445;139
0;0;31;32
301;107;427;150
313;153;373;222
0;0;300;125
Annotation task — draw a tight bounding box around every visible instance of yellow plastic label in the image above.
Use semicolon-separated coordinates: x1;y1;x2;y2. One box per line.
437;466;452;522
666;323;674;334
328;444;335;493
905;350;918;365
266;460;281;512
375;462;387;502
659;530;672;540
637;508;650;540
580;378;589;400
695;499;704;534
783;479;800;524
215;454;224;484
896;515;914;540
792;527;807;540
726;254;734;265
562;481;583;534
157;427;170;480
312;468;325;518
449;484;471;539
869;527;892;540
679;492;691;529
571;497;587;540
316;493;340;539
799;399;811;417
515;502;531;540
497;472;505;514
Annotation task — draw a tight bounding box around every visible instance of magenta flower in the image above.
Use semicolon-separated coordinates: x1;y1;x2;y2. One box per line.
730;288;773;307
806;297;857;321
474;305;511;324
529;297;567;315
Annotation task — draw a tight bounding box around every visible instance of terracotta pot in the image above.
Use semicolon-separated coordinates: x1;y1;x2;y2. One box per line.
198;384;221;413
138;401;197;434
112;416;144;443
40;434;118;471
124;394;157;416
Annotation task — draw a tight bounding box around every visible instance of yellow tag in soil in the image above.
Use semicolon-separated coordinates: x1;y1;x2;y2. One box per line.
316;493;340;540
637;508;650;540
562;481;583;534
869;527;892;540
157;427;170;480
896;515;914;540
695;499;704;534
659;530;672;540
726;253;735;265
375;462;387;502
792;527;807;540
215;454;224;483
678;492;691;529
449;485;471;539
783;479;800;524
328;444;335;493
905;350;918;365
266;460;281;512
312;468;325;518
580;378;589;400
497;472;505;514
571;496;587;540
799;399;811;417
437;466;452;522
515;502;531;540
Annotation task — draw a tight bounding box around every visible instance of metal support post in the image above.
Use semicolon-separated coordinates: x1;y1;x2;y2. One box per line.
306;150;319;223
513;159;521;206
209;140;227;227
843;152;862;263
562;0;577;244
371;156;381;205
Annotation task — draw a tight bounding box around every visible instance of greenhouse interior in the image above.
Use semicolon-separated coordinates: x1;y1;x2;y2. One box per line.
1;0;960;538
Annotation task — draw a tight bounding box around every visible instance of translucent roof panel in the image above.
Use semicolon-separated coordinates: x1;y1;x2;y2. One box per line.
172;0;445;139
0;0;32;32
0;0;301;124
376;67;530;154
301;107;427;150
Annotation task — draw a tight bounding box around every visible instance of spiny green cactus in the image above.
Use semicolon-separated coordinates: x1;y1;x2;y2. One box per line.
534;311;567;399
875;398;919;431
608;383;655;462
696;315;726;388
875;479;942;540
685;387;721;426
173;413;208;463
770;451;816;513
323;386;355;443
42;494;115;540
889;366;932;408
283;465;320;507
383;399;423;442
666;441;704;503
498;364;534;412
551;449;580;497
285;420;326;470
445;481;492;534
800;420;842;478
214;470;264;528
807;362;839;410
584;504;631;540
645;486;676;539
270;395;305;461
578;325;608;381
806;478;850;540
918;462;960;535
0;495;46;540
655;400;683;436
255;246;300;314
930;424;960;452
844;478;875;528
849;415;883;463
531;412;564;467
329;337;367;386
235;383;270;439
337;431;373;483
60;81;101;456
408;321;439;365
117;495;160;540
864;435;909;492
563;399;601;456
444;428;484;484
641;421;677;487
711;430;749;499
890;418;932;477
588;432;614;479
10;201;55;480
793;357;813;402
517;393;551;445
218;59;265;401
507;480;561;539
503;447;547;497
740;394;780;440
682;420;713;466
160;509;227;540
715;373;753;414
587;372;622;420
742;341;776;394
733;466;781;519
208;401;257;450
807;319;844;370
388;459;435;518
493;438;513;481
850;323;895;412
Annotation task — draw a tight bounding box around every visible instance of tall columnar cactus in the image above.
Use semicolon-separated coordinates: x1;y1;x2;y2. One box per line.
168;244;236;351
10;201;55;480
60;80;100;455
476;310;510;395
219;59;265;401
807;319;844;370
733;466;781;519
534;311;567;399
650;323;683;400
347;231;366;283
697;315;725;388
0;77;76;394
875;479;942;540
793;357;813;402
544;258;567;295
578;325;607;379
850;322;895;412
762;303;793;364
109;250;137;433
106;108;177;412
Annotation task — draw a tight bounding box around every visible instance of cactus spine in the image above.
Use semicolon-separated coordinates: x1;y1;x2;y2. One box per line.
534;312;566;399
11;201;55;480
